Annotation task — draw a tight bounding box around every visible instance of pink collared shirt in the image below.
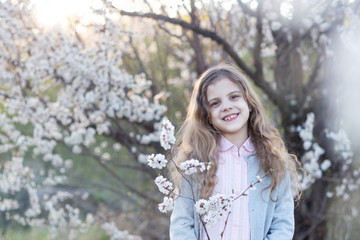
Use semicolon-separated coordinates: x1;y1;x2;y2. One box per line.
202;136;255;240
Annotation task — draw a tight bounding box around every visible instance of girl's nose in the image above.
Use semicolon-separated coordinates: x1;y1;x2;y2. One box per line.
221;104;232;112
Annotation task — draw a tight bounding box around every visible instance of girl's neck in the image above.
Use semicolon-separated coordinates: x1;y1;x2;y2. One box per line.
223;130;249;149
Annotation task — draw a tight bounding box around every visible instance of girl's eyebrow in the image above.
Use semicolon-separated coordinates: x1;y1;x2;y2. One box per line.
208;90;242;102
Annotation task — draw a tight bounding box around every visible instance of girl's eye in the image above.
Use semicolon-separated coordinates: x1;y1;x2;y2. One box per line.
231;95;240;100
210;101;219;107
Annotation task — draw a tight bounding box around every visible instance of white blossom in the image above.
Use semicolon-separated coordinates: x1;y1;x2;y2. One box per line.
202;212;217;226
0;199;19;211
179;159;211;175
297;113;314;143
147;154;168;169
102;221;142;240
326;191;334;198
297;113;328;190
72;145;82;154
159;119;176;150
86;213;94;224
154;175;173;195
94;147;101;155
158;197;174;213
320;160;331;171
200;194;235;226
64;159;73;169
195;199;210;215
256;175;263;182
249;184;256;191
303;141;312;151
113;143;122;151
102;152;111;161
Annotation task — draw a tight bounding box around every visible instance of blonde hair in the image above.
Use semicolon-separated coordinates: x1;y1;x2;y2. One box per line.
169;63;301;200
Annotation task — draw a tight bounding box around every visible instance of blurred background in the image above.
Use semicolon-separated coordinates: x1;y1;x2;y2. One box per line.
0;0;360;239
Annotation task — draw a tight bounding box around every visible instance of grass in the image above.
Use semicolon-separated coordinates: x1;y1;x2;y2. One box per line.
2;225;109;240
2;227;49;240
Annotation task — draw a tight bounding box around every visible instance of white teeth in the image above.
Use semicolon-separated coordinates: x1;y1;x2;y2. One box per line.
224;114;237;121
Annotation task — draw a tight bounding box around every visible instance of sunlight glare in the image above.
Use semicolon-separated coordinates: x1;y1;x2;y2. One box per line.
33;0;100;28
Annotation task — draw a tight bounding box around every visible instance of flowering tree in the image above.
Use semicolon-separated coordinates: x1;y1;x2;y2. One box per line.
110;0;360;239
0;0;168;239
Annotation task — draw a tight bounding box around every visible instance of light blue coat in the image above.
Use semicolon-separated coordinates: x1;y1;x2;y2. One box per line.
169;153;294;240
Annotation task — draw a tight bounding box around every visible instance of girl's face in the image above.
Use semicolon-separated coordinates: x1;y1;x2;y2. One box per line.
206;77;251;144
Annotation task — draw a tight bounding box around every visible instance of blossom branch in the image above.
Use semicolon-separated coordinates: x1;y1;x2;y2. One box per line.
234;170;272;201
219;170;273;239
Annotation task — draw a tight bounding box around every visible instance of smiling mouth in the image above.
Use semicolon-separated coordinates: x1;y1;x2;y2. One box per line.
223;113;239;121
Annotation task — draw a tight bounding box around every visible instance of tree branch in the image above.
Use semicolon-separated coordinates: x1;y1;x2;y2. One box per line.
114;8;254;78
253;0;264;80
302;53;322;100
114;7;280;105
189;0;207;75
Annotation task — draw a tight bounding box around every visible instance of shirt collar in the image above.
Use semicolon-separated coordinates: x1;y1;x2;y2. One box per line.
219;135;256;154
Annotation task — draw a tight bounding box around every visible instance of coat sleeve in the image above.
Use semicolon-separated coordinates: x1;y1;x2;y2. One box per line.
265;173;295;240
169;179;199;240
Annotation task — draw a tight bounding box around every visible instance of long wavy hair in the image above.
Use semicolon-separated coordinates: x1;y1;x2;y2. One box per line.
169;63;301;200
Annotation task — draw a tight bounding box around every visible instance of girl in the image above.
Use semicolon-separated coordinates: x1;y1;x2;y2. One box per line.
169;63;300;240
